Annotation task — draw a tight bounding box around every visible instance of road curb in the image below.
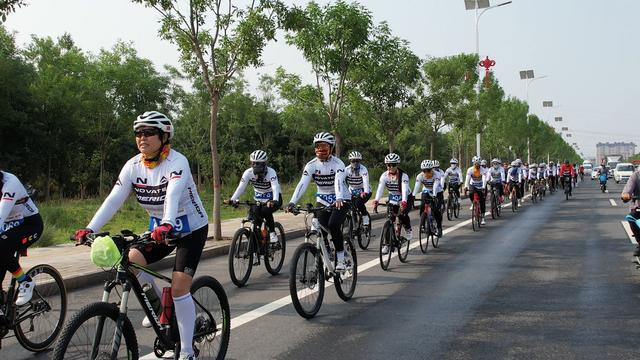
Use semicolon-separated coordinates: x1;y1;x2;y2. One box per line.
61;213;386;292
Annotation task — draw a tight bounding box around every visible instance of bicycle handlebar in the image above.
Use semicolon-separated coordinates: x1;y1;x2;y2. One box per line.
70;230;182;248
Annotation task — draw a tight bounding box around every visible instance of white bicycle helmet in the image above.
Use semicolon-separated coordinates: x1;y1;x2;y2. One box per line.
249;150;268;162
313;132;335;146
511;161;517;166
472;156;480;164
530;163;538;168
133;111;174;139
450;158;459;164
491;158;500;165
433;160;440;168
348;151;362;160
384;153;401;164
516;158;522;166
421;160;434;170
480;159;487;166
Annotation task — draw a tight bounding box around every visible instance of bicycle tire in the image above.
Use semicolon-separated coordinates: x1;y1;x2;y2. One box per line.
490;192;497;219
228;228;253;287
472;201;478;231
289;240;325;318
359;222;372;250
431;223;439;248
512;191;517;212
334;239;357;301
446;198;453;221
190;276;231;360
454;198;460;218
379;222;393;270
419;212;429;254
398;232;410;263
496;196;502;217
265;222;286;275
51;301;138;360
14;264;67;352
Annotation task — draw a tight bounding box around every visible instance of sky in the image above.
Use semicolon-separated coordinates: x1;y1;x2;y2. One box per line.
5;0;640;159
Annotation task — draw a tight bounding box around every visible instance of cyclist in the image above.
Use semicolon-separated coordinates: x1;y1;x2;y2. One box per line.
518;159;526;205
539;162;548;191
74;111;208;360
548;161;557;191
345;150;372;226
433;160;446;213
413;160;443;237
579;163;585;181
528;163;539;195
506;160;523;201
487;158;506;204
443;158;463;201
0;170;42;307
226;150;281;243
559;160;575;195
286;132;350;270
373;153;412;254
597;162;609;193
480;159;488;170
464;156;488;225
621;168;640;256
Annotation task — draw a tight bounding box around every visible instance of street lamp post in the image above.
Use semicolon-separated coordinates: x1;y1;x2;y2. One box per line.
465;0;512;160
519;69;547;164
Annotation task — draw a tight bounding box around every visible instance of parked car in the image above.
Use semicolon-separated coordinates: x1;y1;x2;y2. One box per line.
614;163;634;183
583;163;593;177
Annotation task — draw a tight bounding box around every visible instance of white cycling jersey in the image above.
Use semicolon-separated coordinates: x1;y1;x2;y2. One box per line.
538;167;547;178
375;170;410;205
87;149;208;234
548;165;557;176
506;166;523;182
521;166;529;180
528;168;539;180
442;166;463;187
412;172;443;197
230;167;281;202
289;156;349;206
486;167;506;184
465;167;488;189
345;163;371;197
0;171;39;233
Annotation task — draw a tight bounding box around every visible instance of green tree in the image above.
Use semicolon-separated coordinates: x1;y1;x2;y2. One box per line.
0;0;26;21
286;0;372;155
352;22;421;152
132;0;287;239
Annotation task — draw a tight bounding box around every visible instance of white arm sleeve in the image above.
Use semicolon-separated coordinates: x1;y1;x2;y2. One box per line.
290;164;313;205
375;173;386;201
161;156;191;227
362;165;371;194
402;173;410;202
269;169;281;202
412;174;422;197
87;164;132;231
230;169;252;201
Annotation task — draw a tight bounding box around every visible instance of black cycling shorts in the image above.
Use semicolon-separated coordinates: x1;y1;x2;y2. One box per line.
134;224;208;278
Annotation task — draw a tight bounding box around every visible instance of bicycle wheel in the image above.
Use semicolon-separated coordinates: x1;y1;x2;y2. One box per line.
472;202;478;231
265;222;286;275
359;221;372;250
51;302;138;360
228;228;253;287
490;192;497;219
289;240;325;318
397;231;410;263
379;222;393;270
431;220;439;248
334;239;357;301
190;276;231;360
419;212;429;254
14;264;67;352
454;198;460;218
496;195;502;217
512;191;518;212
476;202;482;229
446;198;453;221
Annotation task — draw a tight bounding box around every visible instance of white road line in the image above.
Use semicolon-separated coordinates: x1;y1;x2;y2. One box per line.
141;194;531;358
609;199;618;207
621;221;637;244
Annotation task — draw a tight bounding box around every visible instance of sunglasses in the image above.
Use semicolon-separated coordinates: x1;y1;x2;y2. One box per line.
314;143;331;149
386;164;398;168
134;129;159;138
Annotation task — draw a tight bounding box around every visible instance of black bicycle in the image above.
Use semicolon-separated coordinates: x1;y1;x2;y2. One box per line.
227;201;286;287
489;183;502;219
289;204;358;318
446;184;461;221
376;203;410;270
0;250;67;352
52;231;230;360
563;173;572;200
346;196;372;250
418;195;439;253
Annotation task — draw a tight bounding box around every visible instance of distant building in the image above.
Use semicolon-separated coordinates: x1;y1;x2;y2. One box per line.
595;142;637;163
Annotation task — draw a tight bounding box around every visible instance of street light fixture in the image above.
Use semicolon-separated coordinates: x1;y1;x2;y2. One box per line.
555;117;563;122
465;0;512;160
519;69;548;164
561;127;568;131
542;101;553;107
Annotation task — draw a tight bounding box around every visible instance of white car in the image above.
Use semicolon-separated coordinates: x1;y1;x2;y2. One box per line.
614;163;634;183
583;163;593;178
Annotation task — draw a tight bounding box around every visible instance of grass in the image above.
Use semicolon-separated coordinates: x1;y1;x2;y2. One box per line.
36;180;347;247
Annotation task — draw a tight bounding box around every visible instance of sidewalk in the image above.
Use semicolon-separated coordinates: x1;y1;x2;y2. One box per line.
4;202;383;292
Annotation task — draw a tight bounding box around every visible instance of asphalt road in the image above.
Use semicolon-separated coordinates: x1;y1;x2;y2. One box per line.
4;179;640;359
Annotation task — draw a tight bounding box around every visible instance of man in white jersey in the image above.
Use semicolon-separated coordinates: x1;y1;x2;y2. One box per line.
0;170;42;306
443;158;463;201
486;158;506;203
286;132;350;271
528;162;539;192
345;151;372;226
373;153;412;254
506;161;523;200
548;161;557;192
74;111;207;360
464;156;488;225
413;160;443;237
226;150;281;243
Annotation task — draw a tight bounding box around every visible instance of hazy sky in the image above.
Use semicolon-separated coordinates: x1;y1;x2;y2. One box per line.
5;0;640;159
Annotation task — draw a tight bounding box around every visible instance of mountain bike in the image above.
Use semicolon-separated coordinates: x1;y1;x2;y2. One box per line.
52;230;230;360
418;194;439;253
489;183;502;219
446;184;461;221
346;196;372;250
289;204;357;319
468;188;483;231
227;201;286;287
563;174;572;200
375;203;410;270
0;250;66;352
531;180;539;204
509;181;519;212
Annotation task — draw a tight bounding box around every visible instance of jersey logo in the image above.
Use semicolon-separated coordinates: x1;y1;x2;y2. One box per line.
160;176;168;184
2;192;15;200
170;170;183;180
136;177;148;184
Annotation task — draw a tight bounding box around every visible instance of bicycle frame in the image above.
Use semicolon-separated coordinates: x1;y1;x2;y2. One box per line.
302;207;343;276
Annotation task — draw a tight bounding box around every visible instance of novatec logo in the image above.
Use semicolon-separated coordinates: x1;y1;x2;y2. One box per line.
136;178;148;184
170;170;183;180
2;192;15;200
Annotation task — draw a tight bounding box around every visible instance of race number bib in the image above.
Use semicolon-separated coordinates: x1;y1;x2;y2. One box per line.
255;191;273;201
149;215;191;233
389;194;402;203
1;218;24;233
350;188;364;197
317;193;337;204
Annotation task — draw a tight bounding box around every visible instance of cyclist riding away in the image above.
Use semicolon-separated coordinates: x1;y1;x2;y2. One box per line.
413;160;443;237
0;170;43;308
374;153;412;254
464;156;488;225
286;132;350;271
226;150;282;243
345;151;371;227
74;111;208;360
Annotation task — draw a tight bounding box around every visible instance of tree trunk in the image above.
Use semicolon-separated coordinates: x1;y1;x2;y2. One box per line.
210;93;222;240
334;131;342;157
99;155;104;197
46;155;51;201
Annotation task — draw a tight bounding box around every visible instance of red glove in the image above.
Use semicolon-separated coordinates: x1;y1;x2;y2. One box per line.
74;228;93;244
151;224;173;243
360;192;368;199
400;200;407;209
